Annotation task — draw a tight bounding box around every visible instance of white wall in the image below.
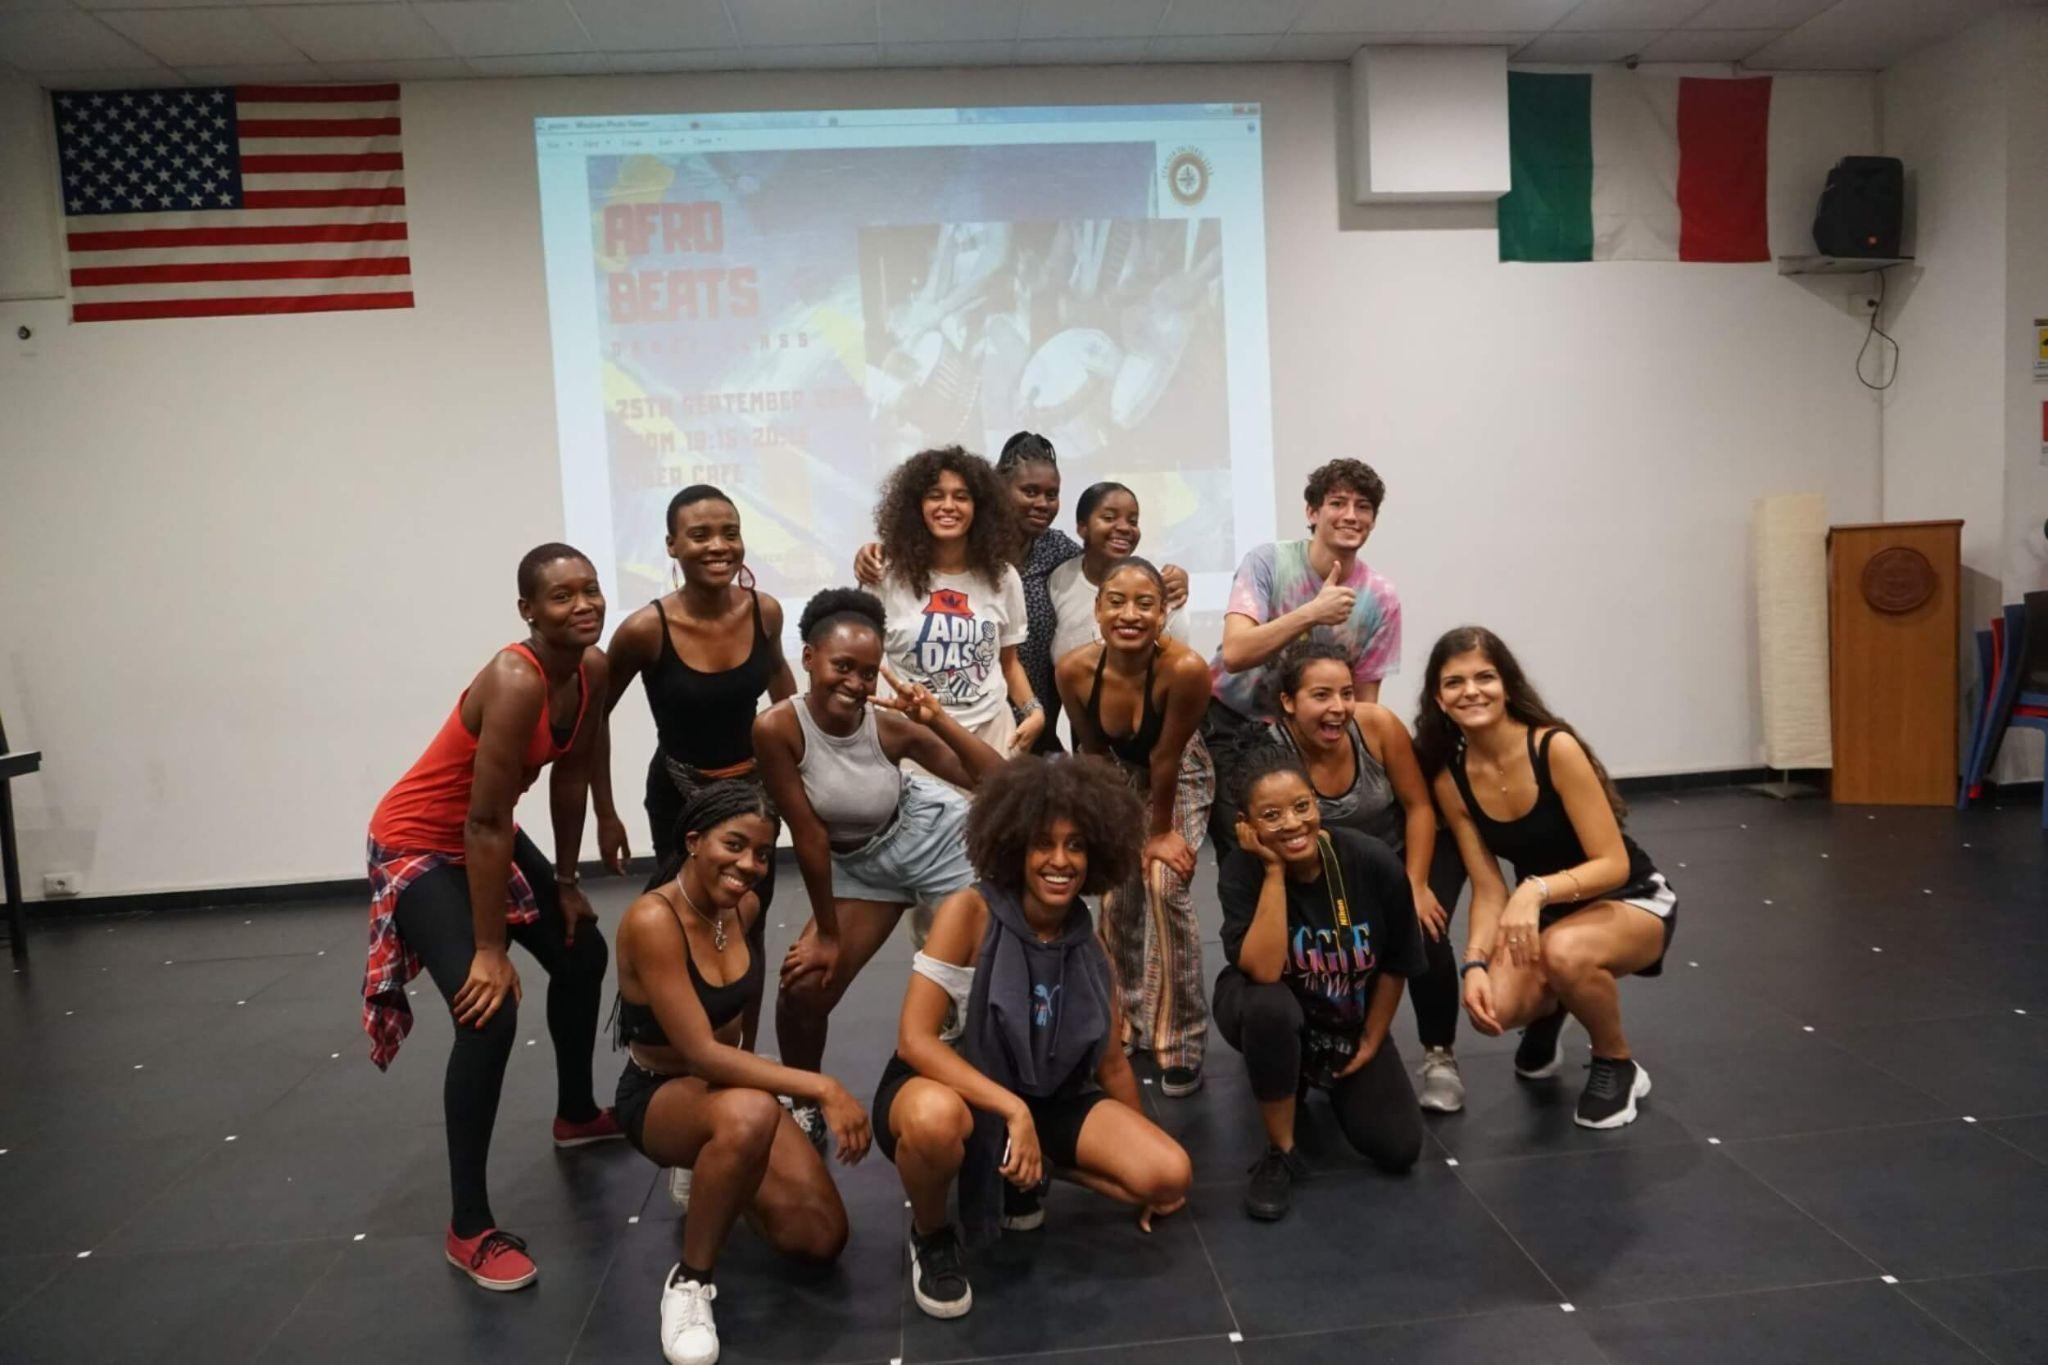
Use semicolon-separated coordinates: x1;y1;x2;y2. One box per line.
0;60;1883;899
2002;11;2048;602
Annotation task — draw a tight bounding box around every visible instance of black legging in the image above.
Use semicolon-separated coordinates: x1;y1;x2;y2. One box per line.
1412;830;1468;1051
1213;968;1423;1173
393;831;607;1238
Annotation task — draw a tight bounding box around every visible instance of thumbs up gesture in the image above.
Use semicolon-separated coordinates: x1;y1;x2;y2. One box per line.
1305;558;1357;627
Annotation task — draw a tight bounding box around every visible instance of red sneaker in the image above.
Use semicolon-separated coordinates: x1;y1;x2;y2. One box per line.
552;1107;625;1149
444;1226;537;1292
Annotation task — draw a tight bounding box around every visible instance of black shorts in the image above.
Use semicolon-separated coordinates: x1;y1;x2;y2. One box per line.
614;1059;670;1156
871;1052;1108;1169
1539;873;1679;977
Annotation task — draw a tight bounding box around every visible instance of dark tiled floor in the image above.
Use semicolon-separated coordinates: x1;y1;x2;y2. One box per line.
1;791;2043;1365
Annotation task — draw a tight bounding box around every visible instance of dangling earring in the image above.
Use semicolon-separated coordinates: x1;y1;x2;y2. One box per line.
671;561;682;592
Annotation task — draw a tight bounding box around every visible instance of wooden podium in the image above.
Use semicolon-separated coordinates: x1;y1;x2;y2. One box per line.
1826;520;1961;805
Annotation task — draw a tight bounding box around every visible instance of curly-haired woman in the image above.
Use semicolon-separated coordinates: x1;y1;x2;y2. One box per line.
1415;627;1677;1132
877;755;1193;1320
866;446;1044;758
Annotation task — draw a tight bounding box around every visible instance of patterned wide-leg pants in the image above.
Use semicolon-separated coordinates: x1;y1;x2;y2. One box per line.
1099;734;1215;1072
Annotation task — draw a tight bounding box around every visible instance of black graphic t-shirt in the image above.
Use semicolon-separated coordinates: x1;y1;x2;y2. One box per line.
1219;825;1426;1036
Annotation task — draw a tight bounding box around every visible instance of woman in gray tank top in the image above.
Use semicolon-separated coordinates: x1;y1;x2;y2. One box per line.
1267;638;1470;1114
753;589;1007;1147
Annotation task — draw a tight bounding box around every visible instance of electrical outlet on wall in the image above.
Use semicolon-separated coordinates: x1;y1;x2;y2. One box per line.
42;872;81;897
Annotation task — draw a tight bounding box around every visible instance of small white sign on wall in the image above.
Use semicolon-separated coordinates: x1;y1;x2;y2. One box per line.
2035;318;2048;380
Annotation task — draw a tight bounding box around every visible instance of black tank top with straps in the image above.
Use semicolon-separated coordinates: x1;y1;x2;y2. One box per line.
1449;728;1657;896
613;897;760;1048
642;590;774;773
1085;648;1166;770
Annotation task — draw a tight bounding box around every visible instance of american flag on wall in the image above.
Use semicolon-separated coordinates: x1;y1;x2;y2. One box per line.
51;83;412;323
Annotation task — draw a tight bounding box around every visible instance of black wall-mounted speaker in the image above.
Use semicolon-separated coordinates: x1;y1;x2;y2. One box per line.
1812;156;1904;258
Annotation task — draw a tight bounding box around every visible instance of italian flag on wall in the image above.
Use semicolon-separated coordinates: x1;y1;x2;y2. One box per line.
1499;71;1773;262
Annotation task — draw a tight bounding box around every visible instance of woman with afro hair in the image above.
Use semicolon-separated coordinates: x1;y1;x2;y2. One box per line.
874;754;1193;1321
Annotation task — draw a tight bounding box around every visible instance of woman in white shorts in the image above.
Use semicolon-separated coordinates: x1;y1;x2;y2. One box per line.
755;587;1005;1143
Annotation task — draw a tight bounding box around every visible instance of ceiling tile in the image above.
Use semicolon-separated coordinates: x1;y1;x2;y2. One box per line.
414;0;592;57
72;0;224;10
1017;0;1167;40
1742;0;1999;69
878;0;1021;42
568;0;733;49
3;0;86;12
1156;0;1305;36
878;39;1018;64
40;63;182;85
737;41;877;66
1292;0;1442;33
1554;0;1714;30
99;8;309;66
258;4;453;60
1513;27;1658;59
1013;36;1151;62
1682;0;1832;27
731;0;877;46
1148;32;1279;58
1404;29;1541;44
1432;0;1579;31
603;46;742;69
0;12;160;69
465;50;610;73
1269;28;1375;56
1637;24;1778;57
177;61;323;81
314;56;470;78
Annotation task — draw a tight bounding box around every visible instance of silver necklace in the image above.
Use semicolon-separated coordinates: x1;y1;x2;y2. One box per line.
676;872;730;952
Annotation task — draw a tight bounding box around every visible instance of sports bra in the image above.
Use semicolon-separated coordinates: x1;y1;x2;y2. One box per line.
1085;648;1165;770
1449;728;1657;895
369;643;588;855
613;895;760;1047
642;591;775;774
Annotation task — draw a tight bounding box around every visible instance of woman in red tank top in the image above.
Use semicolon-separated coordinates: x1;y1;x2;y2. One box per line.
363;542;619;1294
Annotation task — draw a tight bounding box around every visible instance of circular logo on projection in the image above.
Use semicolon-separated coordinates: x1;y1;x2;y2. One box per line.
1861;547;1938;614
1164;148;1212;207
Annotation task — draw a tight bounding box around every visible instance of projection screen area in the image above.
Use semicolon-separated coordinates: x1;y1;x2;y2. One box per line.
535;102;1274;633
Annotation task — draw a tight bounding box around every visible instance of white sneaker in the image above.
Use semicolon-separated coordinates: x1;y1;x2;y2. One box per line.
667;1167;693;1212
1417;1048;1465;1113
659;1266;719;1365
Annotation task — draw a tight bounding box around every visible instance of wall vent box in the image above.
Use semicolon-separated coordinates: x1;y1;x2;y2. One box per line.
1350;46;1511;204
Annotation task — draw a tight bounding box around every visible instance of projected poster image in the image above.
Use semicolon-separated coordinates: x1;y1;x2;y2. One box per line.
536;105;1273;624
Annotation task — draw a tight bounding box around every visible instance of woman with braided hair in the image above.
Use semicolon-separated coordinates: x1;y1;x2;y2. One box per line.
611;779;870;1365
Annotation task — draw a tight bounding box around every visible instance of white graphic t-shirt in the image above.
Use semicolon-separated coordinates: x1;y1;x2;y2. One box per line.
879;566;1029;727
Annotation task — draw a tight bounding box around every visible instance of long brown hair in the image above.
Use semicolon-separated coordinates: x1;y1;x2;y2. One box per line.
1414;626;1628;823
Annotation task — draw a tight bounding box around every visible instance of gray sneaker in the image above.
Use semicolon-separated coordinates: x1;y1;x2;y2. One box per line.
1416;1047;1465;1113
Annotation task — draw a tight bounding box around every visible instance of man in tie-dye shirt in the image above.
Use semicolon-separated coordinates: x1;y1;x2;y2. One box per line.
1203;459;1402;862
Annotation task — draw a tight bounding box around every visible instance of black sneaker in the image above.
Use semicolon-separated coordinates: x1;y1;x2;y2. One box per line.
1514;1004;1569;1080
1000;1180;1045;1232
908;1224;973;1319
1575;1056;1651;1129
1243;1145;1308;1222
785;1098;830;1156
1160;1064;1203;1098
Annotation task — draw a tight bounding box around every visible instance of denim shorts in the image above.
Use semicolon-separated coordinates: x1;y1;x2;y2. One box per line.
830;775;976;904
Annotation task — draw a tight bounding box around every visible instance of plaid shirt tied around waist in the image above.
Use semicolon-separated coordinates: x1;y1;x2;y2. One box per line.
361;836;537;1070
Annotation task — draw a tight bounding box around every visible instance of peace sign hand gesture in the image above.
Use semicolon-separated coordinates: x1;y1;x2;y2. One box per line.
875;666;943;726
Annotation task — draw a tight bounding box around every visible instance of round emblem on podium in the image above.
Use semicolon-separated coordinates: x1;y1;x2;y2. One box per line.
1861;546;1936;614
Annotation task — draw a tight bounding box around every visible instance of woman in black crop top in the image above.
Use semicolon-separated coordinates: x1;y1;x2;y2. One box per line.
612;781;869;1365
595;485;797;1047
1054;557;1216;1098
1415;627;1679;1132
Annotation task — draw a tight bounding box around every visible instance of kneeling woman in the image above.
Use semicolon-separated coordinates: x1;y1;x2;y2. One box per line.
1417;627;1677;1130
1214;748;1428;1222
879;756;1193;1320
613;781;869;1365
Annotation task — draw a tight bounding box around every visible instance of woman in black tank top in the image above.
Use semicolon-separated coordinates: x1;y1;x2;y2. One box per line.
610;781;870;1365
1055;557;1217;1095
1415;627;1678;1132
595;486;796;1046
